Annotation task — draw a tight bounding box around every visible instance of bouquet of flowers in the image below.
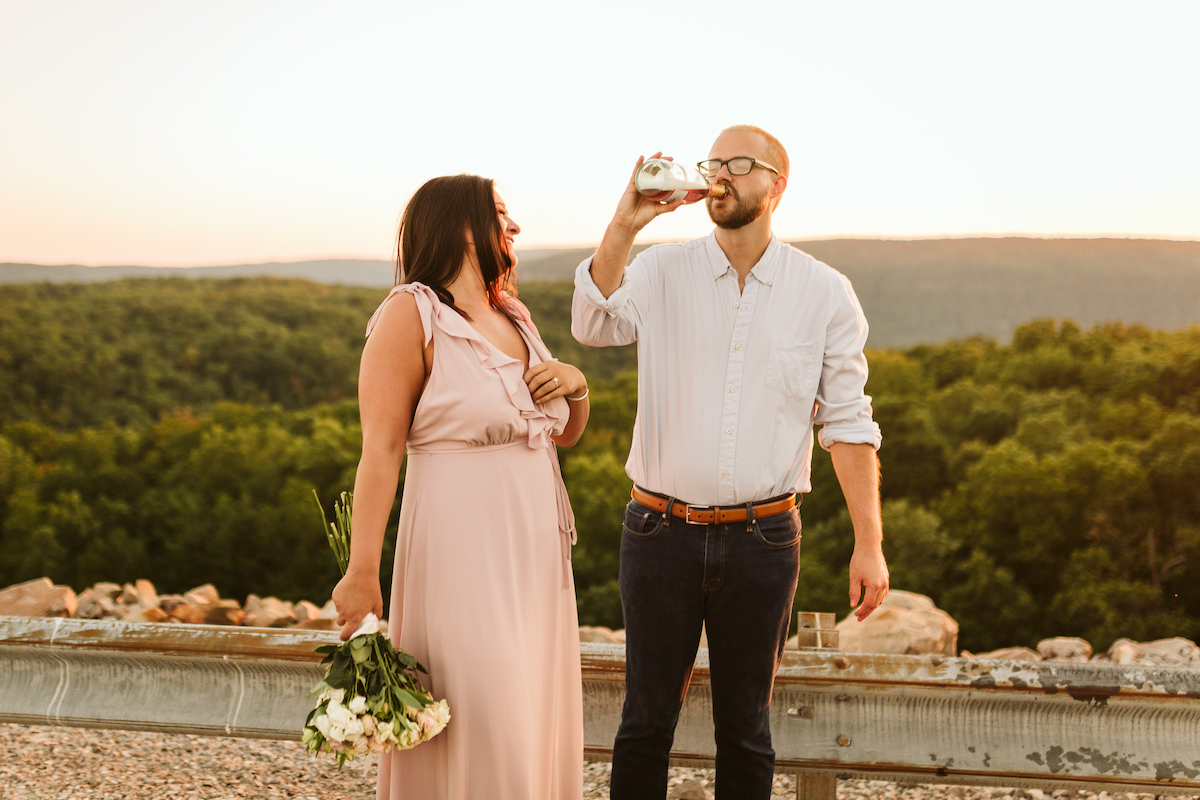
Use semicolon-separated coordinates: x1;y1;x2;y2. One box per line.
303;490;450;767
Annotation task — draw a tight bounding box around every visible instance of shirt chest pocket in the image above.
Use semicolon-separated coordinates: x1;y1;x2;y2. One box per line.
765;338;819;399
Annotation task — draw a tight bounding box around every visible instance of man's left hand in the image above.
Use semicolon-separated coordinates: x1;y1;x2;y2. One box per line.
848;546;889;621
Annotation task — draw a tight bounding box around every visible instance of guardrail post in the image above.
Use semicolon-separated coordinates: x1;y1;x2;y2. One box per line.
796;774;836;800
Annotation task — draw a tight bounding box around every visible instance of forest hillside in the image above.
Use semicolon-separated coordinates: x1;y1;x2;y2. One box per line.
4;236;1199;347
1;277;1198;652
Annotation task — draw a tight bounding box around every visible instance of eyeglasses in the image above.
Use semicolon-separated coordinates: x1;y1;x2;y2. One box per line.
696;157;780;178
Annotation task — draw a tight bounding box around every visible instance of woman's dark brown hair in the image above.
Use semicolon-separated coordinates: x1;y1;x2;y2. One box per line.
395;174;515;321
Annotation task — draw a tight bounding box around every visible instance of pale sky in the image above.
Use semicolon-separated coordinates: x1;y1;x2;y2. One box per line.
1;1;1198;266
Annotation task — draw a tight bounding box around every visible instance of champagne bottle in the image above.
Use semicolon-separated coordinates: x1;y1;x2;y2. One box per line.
635;158;729;204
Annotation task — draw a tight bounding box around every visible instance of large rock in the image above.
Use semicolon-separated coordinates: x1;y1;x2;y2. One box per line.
1037;636;1092;662
112;602;146;621
964;646;1041;661
168;603;208;624
184;584;220;606
0;578;77;618
243;595;297;628
835;590;958;656
292;618;337;631
134;579;159;609
124;607;170;624
667;778;707;800
293;600;322;623
202;600;245;626
169;583;239;624
1108;637;1200;667
168;598;245;626
578;626;622;644
91;582;122;603
74;588;104;619
80;582;121;618
157;594;188;615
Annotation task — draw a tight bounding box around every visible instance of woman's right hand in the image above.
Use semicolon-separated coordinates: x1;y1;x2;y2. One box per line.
331;568;384;641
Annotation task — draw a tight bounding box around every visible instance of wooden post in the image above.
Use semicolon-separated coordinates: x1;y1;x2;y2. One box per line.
795;612;838;650
796;774;837;800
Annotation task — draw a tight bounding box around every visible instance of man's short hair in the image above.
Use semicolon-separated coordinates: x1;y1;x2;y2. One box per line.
720;124;789;180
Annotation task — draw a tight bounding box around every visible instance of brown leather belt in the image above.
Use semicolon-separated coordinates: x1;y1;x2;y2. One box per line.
631;485;797;526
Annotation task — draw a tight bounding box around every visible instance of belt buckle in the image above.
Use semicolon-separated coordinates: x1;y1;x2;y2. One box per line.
683;504;709;525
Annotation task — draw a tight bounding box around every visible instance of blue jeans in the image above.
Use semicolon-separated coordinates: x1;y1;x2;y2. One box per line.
610;496;802;800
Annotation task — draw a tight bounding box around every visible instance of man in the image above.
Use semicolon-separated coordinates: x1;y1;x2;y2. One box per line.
571;125;889;800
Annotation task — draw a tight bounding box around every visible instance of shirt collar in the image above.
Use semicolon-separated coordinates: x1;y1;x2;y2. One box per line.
705;230;782;285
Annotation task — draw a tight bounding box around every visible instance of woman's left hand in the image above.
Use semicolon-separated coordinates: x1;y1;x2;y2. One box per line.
524;360;587;404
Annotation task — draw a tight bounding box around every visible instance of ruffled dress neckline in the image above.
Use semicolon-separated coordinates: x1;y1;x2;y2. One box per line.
365;282;577;584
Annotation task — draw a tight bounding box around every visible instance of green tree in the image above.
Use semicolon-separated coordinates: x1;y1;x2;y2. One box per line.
562;450;629;628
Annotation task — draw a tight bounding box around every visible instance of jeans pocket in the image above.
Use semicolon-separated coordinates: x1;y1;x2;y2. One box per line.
622;501;665;540
752;508;802;548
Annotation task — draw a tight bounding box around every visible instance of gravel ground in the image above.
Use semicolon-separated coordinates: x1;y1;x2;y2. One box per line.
0;724;1165;800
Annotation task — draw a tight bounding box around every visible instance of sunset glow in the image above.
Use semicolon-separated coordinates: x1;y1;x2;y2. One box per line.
2;1;1198;265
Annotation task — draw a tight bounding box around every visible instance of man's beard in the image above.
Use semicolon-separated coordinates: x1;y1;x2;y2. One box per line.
706;183;769;230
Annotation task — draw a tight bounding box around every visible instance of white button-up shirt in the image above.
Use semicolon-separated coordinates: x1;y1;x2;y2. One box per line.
571;231;881;506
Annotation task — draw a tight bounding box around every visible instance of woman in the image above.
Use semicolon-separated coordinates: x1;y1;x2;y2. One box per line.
331;174;589;799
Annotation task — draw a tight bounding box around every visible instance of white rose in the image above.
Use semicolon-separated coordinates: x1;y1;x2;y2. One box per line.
422;700;451;740
328;688;345;705
301;727;321;750
350;612;380;637
314;714;332;738
348;695;369;715
375;720;398;745
343;717;365;743
326;700;354;727
327;724;346;744
416;708;438;736
397;724;420;749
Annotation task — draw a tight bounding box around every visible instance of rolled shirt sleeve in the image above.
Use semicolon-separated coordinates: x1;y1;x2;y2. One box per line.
571;252;653;347
815;277;883;451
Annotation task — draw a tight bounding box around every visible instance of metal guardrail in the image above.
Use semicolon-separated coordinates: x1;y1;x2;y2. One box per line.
4;615;1200;799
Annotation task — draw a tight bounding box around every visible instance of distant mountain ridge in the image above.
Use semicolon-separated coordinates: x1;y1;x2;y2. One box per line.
0;258;397;286
0;248;596;286
4;237;1199;347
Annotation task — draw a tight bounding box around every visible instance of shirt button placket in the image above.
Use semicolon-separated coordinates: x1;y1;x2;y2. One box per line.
718;281;756;503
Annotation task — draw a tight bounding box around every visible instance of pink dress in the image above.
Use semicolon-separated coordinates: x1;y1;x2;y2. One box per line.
366;283;583;800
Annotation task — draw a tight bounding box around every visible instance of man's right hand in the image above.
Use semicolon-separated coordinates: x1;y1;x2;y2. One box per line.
592;153;687;299
611;152;688;235
331;568;384;641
